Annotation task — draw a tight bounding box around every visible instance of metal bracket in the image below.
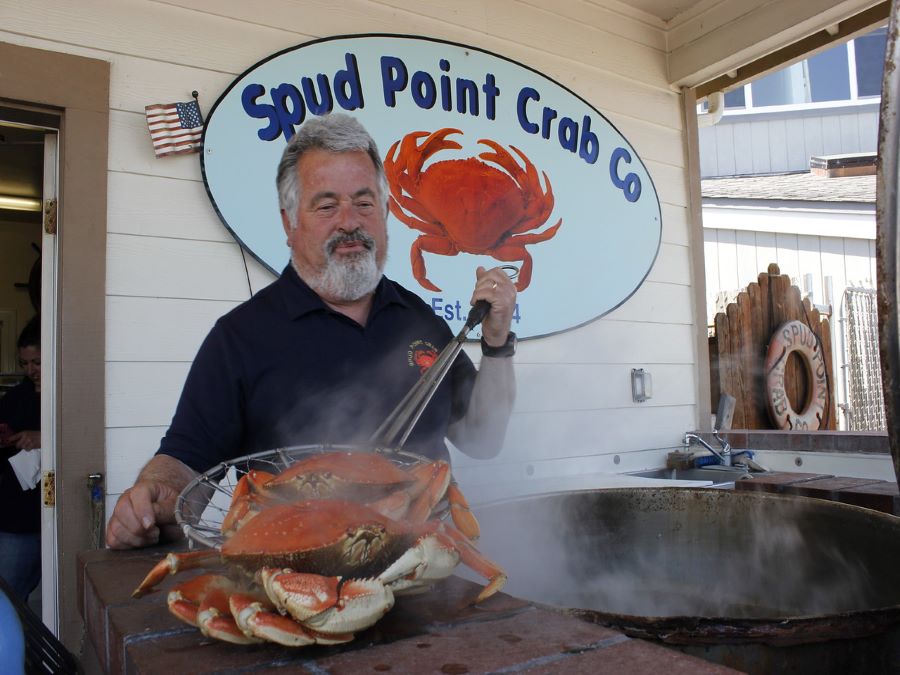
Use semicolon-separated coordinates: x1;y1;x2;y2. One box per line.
42;469;55;506
44;197;57;234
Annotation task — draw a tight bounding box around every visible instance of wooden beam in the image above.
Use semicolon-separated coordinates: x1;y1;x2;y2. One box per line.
696;1;890;100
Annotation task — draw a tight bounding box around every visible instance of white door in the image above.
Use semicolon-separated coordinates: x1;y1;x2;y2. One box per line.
39;130;60;633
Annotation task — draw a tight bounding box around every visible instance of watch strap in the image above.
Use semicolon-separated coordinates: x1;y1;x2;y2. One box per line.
481;331;517;357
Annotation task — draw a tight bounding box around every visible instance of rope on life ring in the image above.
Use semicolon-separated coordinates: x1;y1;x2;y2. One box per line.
764;320;828;430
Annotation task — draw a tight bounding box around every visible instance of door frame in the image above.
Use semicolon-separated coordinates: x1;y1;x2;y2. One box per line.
0;42;108;651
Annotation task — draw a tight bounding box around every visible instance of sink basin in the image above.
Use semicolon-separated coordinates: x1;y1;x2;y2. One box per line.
629;466;755;485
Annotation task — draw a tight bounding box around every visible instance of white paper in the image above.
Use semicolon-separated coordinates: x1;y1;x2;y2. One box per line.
8;448;41;491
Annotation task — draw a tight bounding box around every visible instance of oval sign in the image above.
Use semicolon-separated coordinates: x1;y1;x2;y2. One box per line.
202;34;661;339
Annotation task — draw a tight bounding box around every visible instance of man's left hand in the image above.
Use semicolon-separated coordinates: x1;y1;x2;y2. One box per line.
471;266;517;346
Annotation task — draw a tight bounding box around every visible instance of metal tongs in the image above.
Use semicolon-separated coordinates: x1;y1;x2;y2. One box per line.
370;266;518;451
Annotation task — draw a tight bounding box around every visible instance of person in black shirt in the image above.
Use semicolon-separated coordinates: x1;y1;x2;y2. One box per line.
106;114;517;549
0;316;42;600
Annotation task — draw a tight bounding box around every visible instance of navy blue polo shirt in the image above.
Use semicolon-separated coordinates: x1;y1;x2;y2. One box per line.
157;266;476;471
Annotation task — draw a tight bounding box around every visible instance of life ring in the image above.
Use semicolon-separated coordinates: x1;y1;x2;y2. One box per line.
764;320;828;430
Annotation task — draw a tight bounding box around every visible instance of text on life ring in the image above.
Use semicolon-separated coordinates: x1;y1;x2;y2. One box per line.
764;320;828;430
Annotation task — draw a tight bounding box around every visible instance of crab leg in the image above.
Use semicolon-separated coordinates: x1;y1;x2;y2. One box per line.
167;574;260;645
404;460;451;523
440;523;508;603
409;234;459;291
488;220;563;291
446;481;480;540
133;549;221;597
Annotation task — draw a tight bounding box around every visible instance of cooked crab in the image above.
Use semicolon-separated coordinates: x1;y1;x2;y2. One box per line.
133;499;506;646
222;451;480;540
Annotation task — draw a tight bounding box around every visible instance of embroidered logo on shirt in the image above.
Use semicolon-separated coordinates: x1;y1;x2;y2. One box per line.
408;340;438;373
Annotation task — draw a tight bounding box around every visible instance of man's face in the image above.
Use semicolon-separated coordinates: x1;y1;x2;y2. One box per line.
282;149;388;298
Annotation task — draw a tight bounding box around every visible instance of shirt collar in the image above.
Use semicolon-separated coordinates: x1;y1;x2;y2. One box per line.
278;264;410;320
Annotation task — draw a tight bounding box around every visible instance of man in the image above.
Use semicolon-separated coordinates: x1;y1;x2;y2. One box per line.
107;114;517;549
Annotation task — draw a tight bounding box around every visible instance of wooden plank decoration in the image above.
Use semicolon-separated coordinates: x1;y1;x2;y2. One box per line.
709;263;837;430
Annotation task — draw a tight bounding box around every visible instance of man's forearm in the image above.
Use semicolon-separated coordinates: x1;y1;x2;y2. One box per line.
137;453;197;494
449;355;515;459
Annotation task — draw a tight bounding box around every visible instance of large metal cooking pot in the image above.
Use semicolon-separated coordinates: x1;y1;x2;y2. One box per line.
471;488;900;673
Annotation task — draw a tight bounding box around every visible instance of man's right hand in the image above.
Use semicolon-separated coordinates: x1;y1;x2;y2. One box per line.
105;454;196;549
105;480;182;549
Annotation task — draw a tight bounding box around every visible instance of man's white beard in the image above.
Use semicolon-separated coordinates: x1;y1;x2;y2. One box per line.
295;230;384;302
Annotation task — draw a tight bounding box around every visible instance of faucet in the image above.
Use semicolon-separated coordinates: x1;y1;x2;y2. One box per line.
683;431;732;466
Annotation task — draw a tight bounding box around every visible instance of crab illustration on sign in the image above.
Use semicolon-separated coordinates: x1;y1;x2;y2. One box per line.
384;128;562;292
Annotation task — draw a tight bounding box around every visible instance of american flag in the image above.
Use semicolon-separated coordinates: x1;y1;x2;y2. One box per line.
144;100;204;158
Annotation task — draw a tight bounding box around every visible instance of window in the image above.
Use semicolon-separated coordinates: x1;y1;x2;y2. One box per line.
808;46;851;102
722;25;886;111
855;26;887;97
751;63;808;106
723;88;745;108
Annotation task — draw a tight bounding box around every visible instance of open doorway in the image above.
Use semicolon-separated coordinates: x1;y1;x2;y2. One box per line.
0;42;108;653
0;108;59;628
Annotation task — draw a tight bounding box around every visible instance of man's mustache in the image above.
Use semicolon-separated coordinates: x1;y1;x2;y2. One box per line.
327;230;375;254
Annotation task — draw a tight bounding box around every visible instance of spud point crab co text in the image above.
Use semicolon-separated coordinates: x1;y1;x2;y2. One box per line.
241;52;642;204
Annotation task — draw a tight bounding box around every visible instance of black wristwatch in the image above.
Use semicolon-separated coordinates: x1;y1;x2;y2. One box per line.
481;331;517;357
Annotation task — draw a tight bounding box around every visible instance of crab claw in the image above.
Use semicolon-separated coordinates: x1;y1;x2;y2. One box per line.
380;523;507;604
133;549;220;598
229;590;354;647
259;568;394;635
222;469;277;534
377;531;461;595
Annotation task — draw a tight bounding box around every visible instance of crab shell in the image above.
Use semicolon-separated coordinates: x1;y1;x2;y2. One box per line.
221;499;428;579
222;452;480;541
260;451;417;501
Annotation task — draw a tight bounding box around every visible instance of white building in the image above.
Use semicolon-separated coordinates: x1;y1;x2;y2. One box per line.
0;0;892;651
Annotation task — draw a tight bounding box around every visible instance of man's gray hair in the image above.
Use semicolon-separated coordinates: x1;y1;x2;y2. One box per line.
277;113;389;228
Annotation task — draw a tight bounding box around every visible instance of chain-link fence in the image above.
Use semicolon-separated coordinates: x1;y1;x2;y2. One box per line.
840;287;885;430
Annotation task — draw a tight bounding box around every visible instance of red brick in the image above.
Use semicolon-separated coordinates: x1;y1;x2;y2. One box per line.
316;608;625;674
528;638;739;674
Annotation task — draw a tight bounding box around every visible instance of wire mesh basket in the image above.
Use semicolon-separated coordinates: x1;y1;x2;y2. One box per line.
175;444;436;550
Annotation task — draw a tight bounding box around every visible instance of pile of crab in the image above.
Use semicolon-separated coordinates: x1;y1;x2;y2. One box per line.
132;451;506;647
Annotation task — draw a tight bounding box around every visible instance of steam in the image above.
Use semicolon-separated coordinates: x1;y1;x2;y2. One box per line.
470;490;891;620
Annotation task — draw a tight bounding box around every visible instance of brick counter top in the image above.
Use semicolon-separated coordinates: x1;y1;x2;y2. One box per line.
78;546;737;674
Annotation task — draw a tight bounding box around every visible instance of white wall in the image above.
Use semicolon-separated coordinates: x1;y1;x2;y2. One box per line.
0;0;697;511
699;103;880;177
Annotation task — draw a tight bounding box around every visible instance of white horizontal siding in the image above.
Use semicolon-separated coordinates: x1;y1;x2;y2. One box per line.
704;225;876;321
0;0;696;502
700;106;880;178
